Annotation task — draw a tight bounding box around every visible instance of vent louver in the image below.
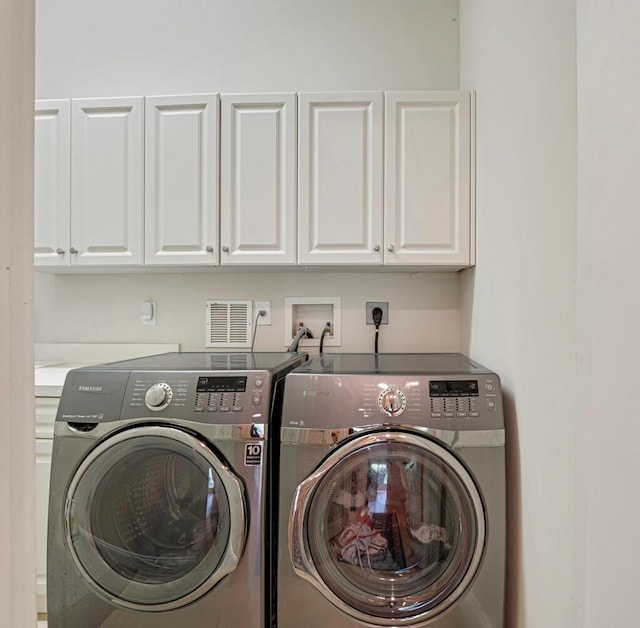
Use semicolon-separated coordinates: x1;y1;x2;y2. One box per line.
205;300;252;348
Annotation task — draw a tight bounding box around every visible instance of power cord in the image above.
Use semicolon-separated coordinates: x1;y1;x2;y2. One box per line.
372;307;383;354
251;309;266;351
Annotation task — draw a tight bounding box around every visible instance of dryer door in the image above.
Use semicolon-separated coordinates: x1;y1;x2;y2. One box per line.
65;425;246;611
290;430;485;626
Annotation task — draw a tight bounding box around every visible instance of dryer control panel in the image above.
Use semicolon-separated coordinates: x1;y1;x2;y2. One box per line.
285;373;503;432
370;376;501;429
427;378;499;420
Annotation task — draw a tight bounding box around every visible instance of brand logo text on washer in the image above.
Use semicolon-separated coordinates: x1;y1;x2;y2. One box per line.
303;391;329;397
78;386;103;392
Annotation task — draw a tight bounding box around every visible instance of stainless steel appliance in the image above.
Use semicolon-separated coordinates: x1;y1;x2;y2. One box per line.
47;351;307;628
278;353;505;628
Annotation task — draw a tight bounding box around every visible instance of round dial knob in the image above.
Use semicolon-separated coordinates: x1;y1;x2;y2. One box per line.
144;383;173;411
378;388;406;416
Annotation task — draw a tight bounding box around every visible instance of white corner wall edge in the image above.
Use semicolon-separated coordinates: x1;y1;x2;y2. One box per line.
0;0;36;625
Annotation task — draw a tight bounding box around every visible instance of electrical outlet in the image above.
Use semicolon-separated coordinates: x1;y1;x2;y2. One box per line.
255;301;271;326
366;301;389;325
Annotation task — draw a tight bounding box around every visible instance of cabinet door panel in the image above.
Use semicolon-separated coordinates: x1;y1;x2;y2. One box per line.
298;93;383;265
145;94;218;265
71;97;143;266
36;438;53;613
384;91;472;266
35;396;59;439
34;100;70;267
220;93;296;265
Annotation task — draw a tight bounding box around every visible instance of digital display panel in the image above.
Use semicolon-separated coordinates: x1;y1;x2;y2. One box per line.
197;376;247;393
429;380;479;397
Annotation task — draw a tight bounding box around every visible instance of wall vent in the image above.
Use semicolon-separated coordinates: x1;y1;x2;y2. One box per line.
205;300;252;348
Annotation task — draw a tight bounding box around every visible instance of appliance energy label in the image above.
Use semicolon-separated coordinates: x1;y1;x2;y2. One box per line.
244;443;262;466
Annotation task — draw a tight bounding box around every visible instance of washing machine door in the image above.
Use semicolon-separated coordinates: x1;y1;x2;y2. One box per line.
290;430;485;626
65;425;246;611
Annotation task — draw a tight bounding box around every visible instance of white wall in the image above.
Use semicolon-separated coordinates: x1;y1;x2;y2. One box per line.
0;0;36;625
35;272;462;353
575;1;640;625
34;0;464;354
459;1;577;626
36;0;459;97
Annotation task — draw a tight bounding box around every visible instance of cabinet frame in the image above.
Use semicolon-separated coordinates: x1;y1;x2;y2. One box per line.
34;90;475;273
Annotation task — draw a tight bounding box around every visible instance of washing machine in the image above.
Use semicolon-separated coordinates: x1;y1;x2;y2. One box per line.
47;351;307;628
277;353;505;628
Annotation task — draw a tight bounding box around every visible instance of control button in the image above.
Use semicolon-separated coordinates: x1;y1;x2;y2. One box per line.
207;406;218;412
232;406;243;412
144;383;173;411
254;377;263;387
456;412;467;418
378;388;407;416
219;405;230;412
444;412;455;418
252;392;262;406
485;383;495;392
194;406;205;413
487;399;497;411
431;412;442;418
469;412;480;417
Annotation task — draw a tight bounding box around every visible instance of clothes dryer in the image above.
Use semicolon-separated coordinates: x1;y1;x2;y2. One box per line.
278;353;505;628
47;351;306;628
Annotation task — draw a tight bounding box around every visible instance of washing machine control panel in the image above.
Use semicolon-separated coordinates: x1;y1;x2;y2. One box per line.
122;371;272;423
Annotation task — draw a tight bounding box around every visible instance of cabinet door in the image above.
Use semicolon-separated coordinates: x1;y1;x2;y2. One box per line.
145;94;219;265
36;438;53;613
384;91;472;267
71;97;144;266
34;100;70;267
35;396;59;440
220;93;296;265
298;93;383;265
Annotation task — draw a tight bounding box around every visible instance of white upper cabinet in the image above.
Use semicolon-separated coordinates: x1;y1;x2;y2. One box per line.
34;90;474;272
220;93;296;265
71;97;144;266
34;100;70;267
298;92;384;265
384;91;472;267
145;94;219;265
